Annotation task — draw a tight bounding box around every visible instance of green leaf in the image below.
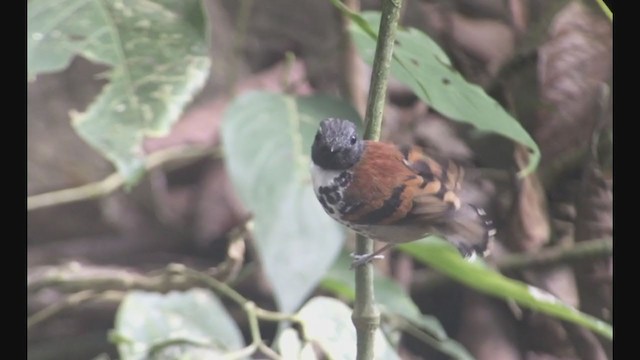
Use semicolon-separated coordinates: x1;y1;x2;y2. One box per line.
399;237;613;340
347;10;540;176
277;328;319;360
328;0;377;39
112;289;244;360
276;328;304;360
28;0;211;182
322;252;474;360
222;91;361;313
298;296;401;360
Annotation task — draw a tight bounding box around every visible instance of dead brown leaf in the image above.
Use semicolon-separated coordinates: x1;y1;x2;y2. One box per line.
192;161;250;250
573;105;612;331
505;145;551;252
458;293;522;360
536;1;612;170
417;2;516;85
521;311;576;358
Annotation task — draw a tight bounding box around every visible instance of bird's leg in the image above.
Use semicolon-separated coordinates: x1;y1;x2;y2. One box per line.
350;243;396;269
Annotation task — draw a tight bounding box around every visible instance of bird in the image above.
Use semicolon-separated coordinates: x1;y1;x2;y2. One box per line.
310;118;496;267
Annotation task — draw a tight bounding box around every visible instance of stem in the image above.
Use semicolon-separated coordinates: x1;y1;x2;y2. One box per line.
27;145;220;211
353;233;380;360
228;0;255;95
27;290;124;329
28;262;301;322
247;304;261;341
29;263;298;358
172;264;248;306
281;52;297;94
148;338;218;357
413;238;613;290
362;0;401;141
28;290;96;329
497;238;612;271
255;307;299;322
594;0;612;21
338;0;366;117
353;1;403;359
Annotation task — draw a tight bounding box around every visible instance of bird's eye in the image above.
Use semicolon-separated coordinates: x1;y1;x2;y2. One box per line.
349;135;357;145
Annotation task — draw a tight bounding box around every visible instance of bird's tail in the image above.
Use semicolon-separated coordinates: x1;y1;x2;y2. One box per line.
440;203;496;258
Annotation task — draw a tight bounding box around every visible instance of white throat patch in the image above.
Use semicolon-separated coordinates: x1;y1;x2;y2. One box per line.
310;164;341;189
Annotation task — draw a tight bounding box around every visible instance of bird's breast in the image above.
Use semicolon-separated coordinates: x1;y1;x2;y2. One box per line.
310;164;358;222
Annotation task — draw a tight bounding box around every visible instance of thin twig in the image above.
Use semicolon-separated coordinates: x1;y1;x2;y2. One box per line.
258;343;283;360
28;145;221;211
28;262;301;324
338;0;366;117
172;264;248;305
27;290;124;329
281;52;297;94
497;238;612;271
223;342;257;360
228;0;255;95
224;302;282;360
28;263;300;358
147;338;219;357
255;307;299;323
28;290;96;329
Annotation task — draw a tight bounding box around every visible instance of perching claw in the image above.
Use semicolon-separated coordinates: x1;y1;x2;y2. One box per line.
349;243;395;269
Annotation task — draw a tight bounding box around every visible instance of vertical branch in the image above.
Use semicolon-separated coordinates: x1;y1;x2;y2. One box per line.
362;0;402;141
228;0;255;95
353;230;379;360
338;0;366;118
352;1;403;359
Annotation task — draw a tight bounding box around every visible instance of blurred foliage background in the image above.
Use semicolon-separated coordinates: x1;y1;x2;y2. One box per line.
27;0;612;359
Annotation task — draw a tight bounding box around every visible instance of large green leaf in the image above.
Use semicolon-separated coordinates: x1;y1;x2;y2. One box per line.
297;296;401;360
28;0;211;181
322;252;474;360
399;237;613;340
345;9;540;176
222;91;361;313
111;289;244;360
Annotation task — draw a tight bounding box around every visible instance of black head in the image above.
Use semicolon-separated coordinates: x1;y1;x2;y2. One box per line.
311;118;364;170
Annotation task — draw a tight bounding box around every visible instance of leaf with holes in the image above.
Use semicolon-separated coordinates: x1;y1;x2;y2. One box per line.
111;289;244;360
345;10;540;176
28;0;211;182
222;91;361;313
